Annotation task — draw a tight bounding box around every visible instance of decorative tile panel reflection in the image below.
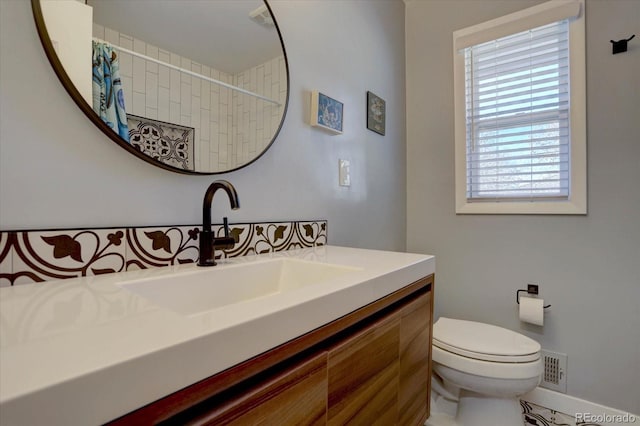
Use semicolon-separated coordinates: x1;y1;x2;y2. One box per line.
1;220;327;286
128;115;195;171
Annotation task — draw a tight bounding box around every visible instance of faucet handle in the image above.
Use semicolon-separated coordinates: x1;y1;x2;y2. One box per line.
212;217;236;250
223;217;240;243
223;217;230;237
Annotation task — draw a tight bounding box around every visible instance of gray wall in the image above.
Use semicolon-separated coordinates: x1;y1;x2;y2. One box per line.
0;0;407;252
406;0;640;413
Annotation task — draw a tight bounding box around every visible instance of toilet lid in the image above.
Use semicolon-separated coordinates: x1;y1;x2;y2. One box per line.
433;317;541;362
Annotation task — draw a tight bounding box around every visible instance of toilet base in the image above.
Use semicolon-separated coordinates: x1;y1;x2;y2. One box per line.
426;390;523;426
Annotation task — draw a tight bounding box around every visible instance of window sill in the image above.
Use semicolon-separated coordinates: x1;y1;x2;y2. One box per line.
455;199;587;215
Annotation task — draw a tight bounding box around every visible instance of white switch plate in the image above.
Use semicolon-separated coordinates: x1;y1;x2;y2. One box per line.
339;159;351;187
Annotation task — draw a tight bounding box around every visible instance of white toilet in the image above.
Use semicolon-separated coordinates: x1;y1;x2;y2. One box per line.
427;317;542;426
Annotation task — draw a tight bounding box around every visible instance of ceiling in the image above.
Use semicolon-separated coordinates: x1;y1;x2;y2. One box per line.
88;0;283;74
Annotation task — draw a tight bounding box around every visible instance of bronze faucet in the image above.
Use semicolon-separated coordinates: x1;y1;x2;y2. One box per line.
198;180;240;266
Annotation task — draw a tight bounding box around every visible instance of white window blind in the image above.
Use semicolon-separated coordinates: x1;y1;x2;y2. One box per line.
464;20;570;202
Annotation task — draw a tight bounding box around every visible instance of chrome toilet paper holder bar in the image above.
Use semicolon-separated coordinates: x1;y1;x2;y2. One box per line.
517;284;551;309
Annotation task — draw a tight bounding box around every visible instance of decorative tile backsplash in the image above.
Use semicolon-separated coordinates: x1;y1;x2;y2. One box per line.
0;220;327;287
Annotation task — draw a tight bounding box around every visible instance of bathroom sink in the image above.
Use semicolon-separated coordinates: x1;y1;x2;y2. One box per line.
117;258;360;316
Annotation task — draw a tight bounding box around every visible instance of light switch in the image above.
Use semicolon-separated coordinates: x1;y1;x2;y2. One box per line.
339;159;351;187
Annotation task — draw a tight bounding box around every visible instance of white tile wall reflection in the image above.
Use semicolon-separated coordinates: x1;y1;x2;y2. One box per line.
93;24;286;171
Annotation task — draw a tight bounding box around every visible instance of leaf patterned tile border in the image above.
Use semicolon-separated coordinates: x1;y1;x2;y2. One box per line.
222;221;327;258
0;220;327;286
5;229;127;286
126;226;200;270
0;232;13;287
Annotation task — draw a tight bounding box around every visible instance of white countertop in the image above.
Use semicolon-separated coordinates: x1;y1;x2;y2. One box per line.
0;245;434;425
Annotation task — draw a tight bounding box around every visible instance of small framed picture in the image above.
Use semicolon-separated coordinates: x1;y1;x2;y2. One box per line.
366;91;385;135
310;91;343;134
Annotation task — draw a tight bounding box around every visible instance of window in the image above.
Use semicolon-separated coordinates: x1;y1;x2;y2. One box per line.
453;0;586;214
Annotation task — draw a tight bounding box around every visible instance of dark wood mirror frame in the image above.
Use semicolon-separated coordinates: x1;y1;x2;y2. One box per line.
31;0;289;175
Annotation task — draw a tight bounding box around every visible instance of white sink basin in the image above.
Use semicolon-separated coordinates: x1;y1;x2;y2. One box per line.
117;258;360;316
0;246;435;426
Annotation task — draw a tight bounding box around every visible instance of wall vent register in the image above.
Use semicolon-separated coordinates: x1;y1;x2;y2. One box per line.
540;349;567;393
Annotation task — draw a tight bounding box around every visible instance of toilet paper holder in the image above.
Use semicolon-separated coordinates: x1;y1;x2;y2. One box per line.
517;284;551;309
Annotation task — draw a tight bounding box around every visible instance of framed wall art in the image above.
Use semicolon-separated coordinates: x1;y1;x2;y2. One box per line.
310;91;343;134
366;91;385;135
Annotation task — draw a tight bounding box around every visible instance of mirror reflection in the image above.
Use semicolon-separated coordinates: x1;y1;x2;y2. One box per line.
36;0;289;174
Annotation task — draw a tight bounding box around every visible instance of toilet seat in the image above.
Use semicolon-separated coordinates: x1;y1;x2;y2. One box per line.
433;345;542;379
433;317;540;363
433;339;540;363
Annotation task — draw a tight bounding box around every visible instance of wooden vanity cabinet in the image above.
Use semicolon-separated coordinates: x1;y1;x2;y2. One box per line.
110;275;433;426
327;286;431;425
327;313;401;424
398;289;432;425
174;352;329;425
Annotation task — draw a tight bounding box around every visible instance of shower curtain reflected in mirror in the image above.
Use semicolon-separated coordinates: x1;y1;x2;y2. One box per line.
92;40;129;141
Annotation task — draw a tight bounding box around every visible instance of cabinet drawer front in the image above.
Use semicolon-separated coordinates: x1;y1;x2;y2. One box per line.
399;292;432;425
193;353;327;426
327;315;400;425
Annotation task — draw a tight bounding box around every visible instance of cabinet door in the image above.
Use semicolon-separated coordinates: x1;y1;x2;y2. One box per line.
192;352;327;426
398;292;432;425
327;315;400;425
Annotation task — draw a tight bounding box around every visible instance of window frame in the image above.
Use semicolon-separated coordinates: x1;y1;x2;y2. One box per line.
453;0;586;214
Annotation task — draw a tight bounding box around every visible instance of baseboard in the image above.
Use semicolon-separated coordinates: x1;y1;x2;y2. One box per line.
522;387;639;425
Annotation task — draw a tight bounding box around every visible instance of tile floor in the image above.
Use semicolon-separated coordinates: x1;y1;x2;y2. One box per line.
521;400;603;426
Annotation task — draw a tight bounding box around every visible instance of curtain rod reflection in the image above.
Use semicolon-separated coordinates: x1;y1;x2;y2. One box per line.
92;38;282;106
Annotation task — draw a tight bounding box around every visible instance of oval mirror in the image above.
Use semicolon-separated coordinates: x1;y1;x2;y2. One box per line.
32;0;289;174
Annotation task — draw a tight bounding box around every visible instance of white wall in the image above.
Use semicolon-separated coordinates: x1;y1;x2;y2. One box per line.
406;0;640;414
40;0;93;104
0;0;407;253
